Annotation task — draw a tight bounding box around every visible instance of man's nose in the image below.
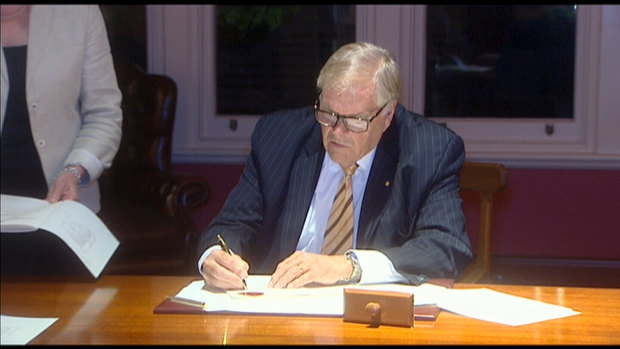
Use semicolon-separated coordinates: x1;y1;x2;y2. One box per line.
332;117;349;133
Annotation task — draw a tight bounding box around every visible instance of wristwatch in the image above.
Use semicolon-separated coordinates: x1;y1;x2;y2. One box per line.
341;251;362;284
63;164;90;186
63;166;82;185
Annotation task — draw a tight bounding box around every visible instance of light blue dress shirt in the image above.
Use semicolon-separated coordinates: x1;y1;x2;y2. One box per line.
296;150;407;284
199;149;408;284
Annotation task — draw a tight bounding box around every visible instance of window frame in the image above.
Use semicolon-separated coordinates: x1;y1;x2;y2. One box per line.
147;4;620;168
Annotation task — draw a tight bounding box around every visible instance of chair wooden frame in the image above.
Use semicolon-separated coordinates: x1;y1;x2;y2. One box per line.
458;161;508;283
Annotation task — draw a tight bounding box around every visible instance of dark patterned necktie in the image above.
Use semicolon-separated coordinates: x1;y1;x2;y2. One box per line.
322;163;358;255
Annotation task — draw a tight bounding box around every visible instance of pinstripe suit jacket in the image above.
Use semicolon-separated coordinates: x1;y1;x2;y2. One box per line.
198;104;472;284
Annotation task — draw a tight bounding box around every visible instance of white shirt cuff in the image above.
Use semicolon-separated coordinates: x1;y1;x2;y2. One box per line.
348;249;408;284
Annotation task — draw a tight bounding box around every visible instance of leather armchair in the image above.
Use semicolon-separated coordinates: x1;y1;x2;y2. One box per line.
98;63;209;276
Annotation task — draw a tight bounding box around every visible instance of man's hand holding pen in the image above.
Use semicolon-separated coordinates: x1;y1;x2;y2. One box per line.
201;246;249;292
201;235;356;291
217;235;248;289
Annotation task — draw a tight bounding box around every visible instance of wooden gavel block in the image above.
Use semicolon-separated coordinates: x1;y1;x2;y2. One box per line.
343;288;414;327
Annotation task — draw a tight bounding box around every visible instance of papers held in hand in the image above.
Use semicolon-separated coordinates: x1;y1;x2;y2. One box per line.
0;194;119;278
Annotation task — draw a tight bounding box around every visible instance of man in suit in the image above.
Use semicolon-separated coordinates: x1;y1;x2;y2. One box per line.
197;42;472;290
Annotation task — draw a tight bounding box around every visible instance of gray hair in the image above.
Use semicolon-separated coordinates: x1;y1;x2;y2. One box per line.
316;42;401;106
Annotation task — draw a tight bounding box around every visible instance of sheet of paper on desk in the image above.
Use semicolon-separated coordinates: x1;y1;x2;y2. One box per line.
178;276;340;316
0;315;58;345
436;288;581;326
175;276;448;316
0;194;119;278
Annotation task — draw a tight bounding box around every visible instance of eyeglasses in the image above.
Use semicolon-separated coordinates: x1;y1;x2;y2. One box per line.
314;99;389;133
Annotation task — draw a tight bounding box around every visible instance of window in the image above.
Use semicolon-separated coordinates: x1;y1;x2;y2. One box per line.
357;5;618;168
148;5;619;168
425;5;575;119
216;6;354;116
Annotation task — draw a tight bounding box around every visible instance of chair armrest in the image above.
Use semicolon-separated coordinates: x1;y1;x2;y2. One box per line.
167;173;210;214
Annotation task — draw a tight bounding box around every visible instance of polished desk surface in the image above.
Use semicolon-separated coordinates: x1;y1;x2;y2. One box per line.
1;275;619;345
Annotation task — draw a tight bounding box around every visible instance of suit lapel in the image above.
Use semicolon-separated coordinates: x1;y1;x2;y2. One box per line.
278;126;325;255
357;121;400;247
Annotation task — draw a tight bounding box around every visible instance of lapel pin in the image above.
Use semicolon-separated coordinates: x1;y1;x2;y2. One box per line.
385;181;390;187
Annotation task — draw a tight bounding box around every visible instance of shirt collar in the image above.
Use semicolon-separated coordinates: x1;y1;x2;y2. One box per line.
325;148;377;177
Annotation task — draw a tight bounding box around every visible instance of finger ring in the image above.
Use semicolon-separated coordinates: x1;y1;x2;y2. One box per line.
298;265;304;273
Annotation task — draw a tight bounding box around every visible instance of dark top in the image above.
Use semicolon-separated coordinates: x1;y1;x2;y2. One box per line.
1;45;48;199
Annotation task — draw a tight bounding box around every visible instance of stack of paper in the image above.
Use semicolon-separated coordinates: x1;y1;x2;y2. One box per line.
172;275;580;326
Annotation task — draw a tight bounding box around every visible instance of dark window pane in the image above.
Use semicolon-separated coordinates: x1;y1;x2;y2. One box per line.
216;5;355;115
425;5;576;118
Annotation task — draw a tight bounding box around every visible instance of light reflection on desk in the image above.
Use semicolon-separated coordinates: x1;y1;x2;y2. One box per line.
48;287;117;343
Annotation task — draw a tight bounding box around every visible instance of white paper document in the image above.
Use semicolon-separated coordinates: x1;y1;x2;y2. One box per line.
174;275;580;326
175;276;447;316
0;315;58;345
436;288;581;326
0;194;119;278
178;276;342;316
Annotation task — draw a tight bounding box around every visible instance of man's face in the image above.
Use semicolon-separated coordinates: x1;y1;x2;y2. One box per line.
320;85;395;169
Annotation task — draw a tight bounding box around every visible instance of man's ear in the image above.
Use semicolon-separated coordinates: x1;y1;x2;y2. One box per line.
382;100;397;130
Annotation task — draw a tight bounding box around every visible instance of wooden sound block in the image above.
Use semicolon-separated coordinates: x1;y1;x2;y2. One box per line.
343;288;414;327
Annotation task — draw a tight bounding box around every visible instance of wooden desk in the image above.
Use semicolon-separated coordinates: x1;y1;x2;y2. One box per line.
1;275;619;344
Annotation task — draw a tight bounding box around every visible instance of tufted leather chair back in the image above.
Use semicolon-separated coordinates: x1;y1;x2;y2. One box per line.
98;63;209;275
114;63;174;172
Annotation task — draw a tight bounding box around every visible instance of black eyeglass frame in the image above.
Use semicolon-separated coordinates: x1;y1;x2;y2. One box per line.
313;98;390;133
